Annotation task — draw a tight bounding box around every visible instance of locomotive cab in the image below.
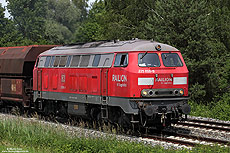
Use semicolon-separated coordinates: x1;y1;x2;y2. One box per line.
128;45;190;127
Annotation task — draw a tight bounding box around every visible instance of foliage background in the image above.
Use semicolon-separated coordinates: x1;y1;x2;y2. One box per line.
0;0;230;112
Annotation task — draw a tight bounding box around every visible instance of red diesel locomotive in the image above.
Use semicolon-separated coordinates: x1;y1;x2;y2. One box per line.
33;39;191;128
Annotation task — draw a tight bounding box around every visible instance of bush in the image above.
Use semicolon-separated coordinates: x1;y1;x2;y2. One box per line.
189;93;230;121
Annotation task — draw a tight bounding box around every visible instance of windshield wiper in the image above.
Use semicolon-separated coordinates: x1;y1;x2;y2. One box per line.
164;54;168;59
140;51;148;59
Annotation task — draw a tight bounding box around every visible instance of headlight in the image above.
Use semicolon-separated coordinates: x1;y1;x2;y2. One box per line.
141;90;148;97
174;89;184;96
179;89;184;95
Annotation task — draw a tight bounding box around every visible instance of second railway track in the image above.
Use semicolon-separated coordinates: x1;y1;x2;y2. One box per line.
176;118;230;132
140;117;230;148
142;130;230;148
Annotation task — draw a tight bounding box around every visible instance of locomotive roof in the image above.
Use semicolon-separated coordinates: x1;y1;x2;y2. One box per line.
40;39;179;56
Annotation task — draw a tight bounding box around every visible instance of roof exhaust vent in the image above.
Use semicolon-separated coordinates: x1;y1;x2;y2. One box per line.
114;39;120;43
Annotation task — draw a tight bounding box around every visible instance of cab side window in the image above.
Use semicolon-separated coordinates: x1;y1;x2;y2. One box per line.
53;56;60;67
92;55;101;67
66;56;72;67
71;55;80;67
37;56;46;68
44;56;51;67
114;53;128;67
79;55;90;67
59;56;67;67
49;56;55;67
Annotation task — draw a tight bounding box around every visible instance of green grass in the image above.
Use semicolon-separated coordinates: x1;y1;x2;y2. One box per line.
0;142;45;153
0;117;229;153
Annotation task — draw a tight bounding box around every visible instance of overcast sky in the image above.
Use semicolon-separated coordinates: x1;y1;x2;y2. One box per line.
0;0;6;6
0;0;95;18
0;0;10;18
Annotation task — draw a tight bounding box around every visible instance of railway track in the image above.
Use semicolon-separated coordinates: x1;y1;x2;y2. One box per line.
142;133;196;147
176;118;230;132
140;118;230;147
142;130;230;147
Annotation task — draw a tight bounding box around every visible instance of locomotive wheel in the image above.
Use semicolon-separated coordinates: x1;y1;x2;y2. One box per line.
118;111;131;130
96;111;103;125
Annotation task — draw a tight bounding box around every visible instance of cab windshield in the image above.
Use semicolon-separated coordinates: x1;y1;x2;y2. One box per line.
162;53;183;67
138;53;160;67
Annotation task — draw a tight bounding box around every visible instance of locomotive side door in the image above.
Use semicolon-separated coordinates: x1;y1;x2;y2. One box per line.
100;56;112;119
101;68;109;98
100;68;109;119
37;69;42;98
100;56;113;102
101;68;109;104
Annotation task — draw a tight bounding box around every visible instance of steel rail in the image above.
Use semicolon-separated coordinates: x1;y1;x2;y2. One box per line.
187;118;230;127
177;121;230;132
142;134;196;147
163;131;230;146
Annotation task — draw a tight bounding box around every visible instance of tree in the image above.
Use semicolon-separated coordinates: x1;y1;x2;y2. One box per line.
74;0;152;42
74;0;106;42
45;0;81;44
6;0;47;42
102;0;151;40
72;0;89;20
209;0;230;51
208;0;230;95
145;0;229;102
44;20;73;44
74;21;104;42
0;4;24;47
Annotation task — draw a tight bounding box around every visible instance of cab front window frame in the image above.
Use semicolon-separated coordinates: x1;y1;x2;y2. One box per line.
162;53;183;67
138;53;161;67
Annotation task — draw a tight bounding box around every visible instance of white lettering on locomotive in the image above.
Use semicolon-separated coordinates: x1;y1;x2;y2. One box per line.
156;78;172;82
112;74;128;87
117;83;127;87
138;70;155;73
112;74;127;82
156;78;173;84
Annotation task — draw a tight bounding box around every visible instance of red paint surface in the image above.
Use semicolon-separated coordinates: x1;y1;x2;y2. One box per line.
33;51;188;98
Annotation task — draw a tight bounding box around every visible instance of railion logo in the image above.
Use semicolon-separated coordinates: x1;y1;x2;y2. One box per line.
156;78;172;82
112;74;128;87
112;74;127;82
156;78;172;85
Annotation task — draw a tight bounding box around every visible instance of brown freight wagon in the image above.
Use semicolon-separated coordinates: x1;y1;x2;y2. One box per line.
0;45;56;108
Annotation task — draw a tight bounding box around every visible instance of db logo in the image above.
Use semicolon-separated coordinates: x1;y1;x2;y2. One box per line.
61;74;65;83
